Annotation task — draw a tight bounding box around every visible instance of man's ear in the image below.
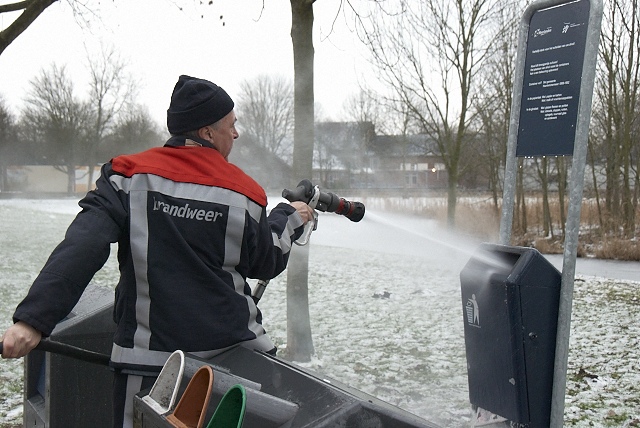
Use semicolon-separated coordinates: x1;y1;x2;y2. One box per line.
197;126;212;141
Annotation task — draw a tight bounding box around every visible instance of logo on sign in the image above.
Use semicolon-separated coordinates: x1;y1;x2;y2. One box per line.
466;294;480;328
534;26;552;37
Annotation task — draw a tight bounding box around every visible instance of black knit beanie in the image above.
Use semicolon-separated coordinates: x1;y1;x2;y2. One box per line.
166;75;235;134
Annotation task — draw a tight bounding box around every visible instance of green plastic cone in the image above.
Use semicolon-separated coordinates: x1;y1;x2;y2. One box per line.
206;384;246;428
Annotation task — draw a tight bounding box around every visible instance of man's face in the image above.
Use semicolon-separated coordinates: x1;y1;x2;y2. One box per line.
206;111;239;160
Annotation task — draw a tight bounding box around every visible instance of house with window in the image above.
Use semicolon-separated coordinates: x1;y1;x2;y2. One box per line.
368;133;448;190
230;121;451;195
314;122;448;191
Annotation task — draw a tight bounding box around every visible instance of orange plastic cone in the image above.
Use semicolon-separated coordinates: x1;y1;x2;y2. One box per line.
166;365;214;428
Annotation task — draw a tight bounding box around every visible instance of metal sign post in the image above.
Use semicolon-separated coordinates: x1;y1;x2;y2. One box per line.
499;0;603;426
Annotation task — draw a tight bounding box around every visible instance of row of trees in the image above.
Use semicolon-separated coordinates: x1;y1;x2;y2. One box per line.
590;0;640;237
0;57;300;195
338;0;638;239
0;46;163;193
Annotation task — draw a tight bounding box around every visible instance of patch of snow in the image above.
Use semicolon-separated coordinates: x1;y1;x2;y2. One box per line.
0;197;638;427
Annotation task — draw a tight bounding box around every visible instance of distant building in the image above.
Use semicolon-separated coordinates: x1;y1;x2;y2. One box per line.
369;134;448;190
313;121;376;189
314;122;448;191
2;165;100;194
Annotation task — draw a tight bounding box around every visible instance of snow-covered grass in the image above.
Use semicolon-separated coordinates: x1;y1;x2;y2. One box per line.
0;197;638;427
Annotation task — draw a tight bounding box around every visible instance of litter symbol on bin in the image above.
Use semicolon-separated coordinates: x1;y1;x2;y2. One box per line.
466;294;480;328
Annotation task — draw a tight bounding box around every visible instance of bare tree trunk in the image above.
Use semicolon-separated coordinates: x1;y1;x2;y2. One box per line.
0;166;6;191
286;0;315;362
556;156;567;238
66;164;75;195
447;166;459;229
515;158;527;236
619;0;639;237
601;2;619;234
534;157;552;237
588;138;604;231
634;168;639;214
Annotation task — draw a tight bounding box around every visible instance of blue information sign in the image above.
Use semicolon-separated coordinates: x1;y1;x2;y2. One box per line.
516;0;590;156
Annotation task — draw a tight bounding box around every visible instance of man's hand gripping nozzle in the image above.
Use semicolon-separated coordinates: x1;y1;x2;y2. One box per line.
251;180;365;304
282;179;365;246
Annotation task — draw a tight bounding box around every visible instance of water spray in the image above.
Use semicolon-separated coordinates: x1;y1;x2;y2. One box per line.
364;211;513;272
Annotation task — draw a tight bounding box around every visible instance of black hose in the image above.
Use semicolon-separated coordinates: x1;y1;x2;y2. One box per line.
0;339;111;366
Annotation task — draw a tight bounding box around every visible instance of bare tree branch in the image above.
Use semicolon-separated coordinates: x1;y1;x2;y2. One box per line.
236;74;294;161
0;0;56;56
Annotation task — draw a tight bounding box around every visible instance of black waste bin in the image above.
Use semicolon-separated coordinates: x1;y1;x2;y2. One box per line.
23;284;116;428
460;243;561;427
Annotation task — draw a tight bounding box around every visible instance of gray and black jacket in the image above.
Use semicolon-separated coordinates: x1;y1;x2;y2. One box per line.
14;136;304;372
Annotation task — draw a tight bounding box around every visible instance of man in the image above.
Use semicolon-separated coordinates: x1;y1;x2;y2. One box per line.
0;75;313;427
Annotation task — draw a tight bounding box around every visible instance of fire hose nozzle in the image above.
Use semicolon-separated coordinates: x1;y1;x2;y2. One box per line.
282;179;365;222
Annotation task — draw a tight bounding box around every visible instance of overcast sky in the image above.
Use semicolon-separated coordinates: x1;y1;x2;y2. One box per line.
0;0;372;128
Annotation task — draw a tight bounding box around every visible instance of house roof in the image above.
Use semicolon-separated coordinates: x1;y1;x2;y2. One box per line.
370;134;439;157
